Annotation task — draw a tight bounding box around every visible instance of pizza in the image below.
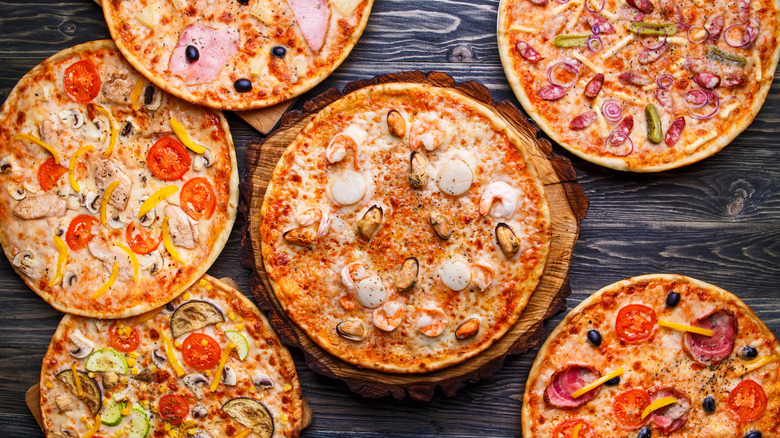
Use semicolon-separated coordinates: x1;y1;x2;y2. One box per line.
0;40;238;319
522;274;780;437
259;82;552;373
497;0;780;171
102;0;374;111
39;275;304;438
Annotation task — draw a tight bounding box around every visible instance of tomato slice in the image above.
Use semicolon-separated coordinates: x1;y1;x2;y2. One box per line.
553;417;597;438
615;304;657;344
612;388;650;430
180;177;216;221
147;137;191;181
181;333;221;371
108;323;140;353
728;379;767;422
63;60;101;103
125;222;161;255
37;157;67;191
158;394;189;424
65;215;99;251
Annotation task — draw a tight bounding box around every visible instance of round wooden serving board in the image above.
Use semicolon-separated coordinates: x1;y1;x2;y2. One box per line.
239;71;589;401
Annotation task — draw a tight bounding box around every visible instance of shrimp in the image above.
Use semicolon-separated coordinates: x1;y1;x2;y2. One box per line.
408;114;448;151
372;301;404;332
340;261;369;290
471;260;494;291
325;132;360;169
416;306;448;337
295;205;330;238
479;181;518;219
339;294;356;310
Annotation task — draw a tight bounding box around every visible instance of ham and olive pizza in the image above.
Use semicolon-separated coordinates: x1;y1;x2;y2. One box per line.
522;274;780;437
0;40;238;318
260;82;552;373
39;275;304;438
497;0;780;171
102;0;374;110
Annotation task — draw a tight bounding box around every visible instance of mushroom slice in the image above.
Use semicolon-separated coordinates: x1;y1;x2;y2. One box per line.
395;257;419;291
191;405;208;419
13;251;40;279
183;372;209;399
252;372;275;389
62;271;77;288
221;398;274;438
408;151;429;190
170;300;225;338
151;349;167;368
495;223;521;258
107;214;127;229
58;109;84;128
221;365;237;386
356;205;383;240
387;109;406;138
56;369;102;416
456;318;480;340
68;329;94;359
430;212;452;240
140;251;164;275
84;191;101;214
0;155;14;173
283;227;316;247
192;149;213;171
143;84;162;110
336;320;367;342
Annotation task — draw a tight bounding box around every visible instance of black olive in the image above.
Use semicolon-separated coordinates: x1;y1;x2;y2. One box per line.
143;85;155;105
744;432;763;438
604;376;621;386
165;302;176;312
702;395;716;414
237;0;249;4
637;426;651;438
740;345;758;359
185;45;199;62
665;291;681;307
587;329;602;347
234;79;252;93
272;45;287;58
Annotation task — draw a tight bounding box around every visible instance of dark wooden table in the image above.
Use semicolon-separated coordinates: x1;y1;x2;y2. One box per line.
2;1;779;437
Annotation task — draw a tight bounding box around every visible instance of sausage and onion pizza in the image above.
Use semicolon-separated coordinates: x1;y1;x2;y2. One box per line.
40;275;304;438
0;40;238;318
522;274;780;437
260;82;552;373
102;0;374;110
498;0;780;171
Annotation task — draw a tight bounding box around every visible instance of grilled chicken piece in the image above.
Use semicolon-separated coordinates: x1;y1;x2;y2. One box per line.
88;240;133;281
93;159;132;210
13;193;66;219
102;72;134;104
165;205;198;249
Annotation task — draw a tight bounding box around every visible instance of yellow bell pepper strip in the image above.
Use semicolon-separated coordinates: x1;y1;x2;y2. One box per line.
131;79;145;111
48;235;68;287
170;117;206;154
95;106;117;157
233;430;252;438
68;145;95;192
112;242;139;283
737;355;779;377
81;415;102;438
91;262;118;299
658;319;714;337
162;217;184;263
100;180;120;225
71;363;83;396
641;396;678;419
13;133;60;163
138;185;178;218
162;332;185;377
572;424;583;438
572;367;624;398
210;342;236;392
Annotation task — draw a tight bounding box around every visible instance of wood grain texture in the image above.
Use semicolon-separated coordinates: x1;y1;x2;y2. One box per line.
1;0;780;436
241;71;587;401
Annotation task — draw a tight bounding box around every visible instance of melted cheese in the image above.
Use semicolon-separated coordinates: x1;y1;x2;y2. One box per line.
570;52;603;74
602;35;634;59
685;132;717;154
509;24;541;34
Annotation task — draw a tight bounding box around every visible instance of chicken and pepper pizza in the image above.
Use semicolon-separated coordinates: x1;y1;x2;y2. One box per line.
498;0;780;171
0;40;238;319
259;82;552;373
102;0;374;111
522;274;780;437
39;275;304;438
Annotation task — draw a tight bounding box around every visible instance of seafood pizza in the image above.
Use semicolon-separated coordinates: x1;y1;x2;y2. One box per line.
259;82;552;373
102;0;374;110
522;274;780;437
0;40;238;318
497;0;780;171
39;275;304;438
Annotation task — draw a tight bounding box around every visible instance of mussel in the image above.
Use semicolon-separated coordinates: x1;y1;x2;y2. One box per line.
455;318;480;340
283;227;316;247
395;257;419;291
336;320;367;341
357;205;383;240
495;222;520;258
387;109;406;138
430;212;452;240
408;151;429;190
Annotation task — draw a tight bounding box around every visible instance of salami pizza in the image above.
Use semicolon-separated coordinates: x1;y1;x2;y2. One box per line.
39;275;304;438
498;0;780;171
522;274;780;437
259;82;552;373
0;40;238;319
102;0;374;111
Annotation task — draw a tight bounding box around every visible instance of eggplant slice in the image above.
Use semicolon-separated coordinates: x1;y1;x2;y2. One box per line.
221;397;274;438
170;300;225;338
56;369;102;416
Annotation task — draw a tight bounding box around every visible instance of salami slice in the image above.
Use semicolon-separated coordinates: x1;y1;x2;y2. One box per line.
570;111;597;130
584;73;604;98
664;117;685;147
706;14;725;43
694;72;721;89
544;365;601;409
648;387;691;433
722;73;747;87
684;309;737;363
619;71;651;86
537;84;566;100
627;0;655;13
639;44;669;64
516;41;542;62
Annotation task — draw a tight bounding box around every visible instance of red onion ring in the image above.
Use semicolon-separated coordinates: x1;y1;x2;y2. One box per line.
656;74;675;89
686;25;710;44
585;0;605;13
547;62;580;89
724;23;751;48
605;131;634;156
592;24;601;35
689;93;720;120
638;27;667;50
685;90;709;108
601;99;623;122
555;0;572;4
587;35;603;52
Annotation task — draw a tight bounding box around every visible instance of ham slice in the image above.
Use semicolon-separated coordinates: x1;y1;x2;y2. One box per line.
684;310;737;363
169;24;239;85
544;365;600;409
287;0;330;52
648;387;690;433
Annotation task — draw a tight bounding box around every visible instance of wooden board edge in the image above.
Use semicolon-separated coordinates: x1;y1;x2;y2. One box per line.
26;385;43;430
